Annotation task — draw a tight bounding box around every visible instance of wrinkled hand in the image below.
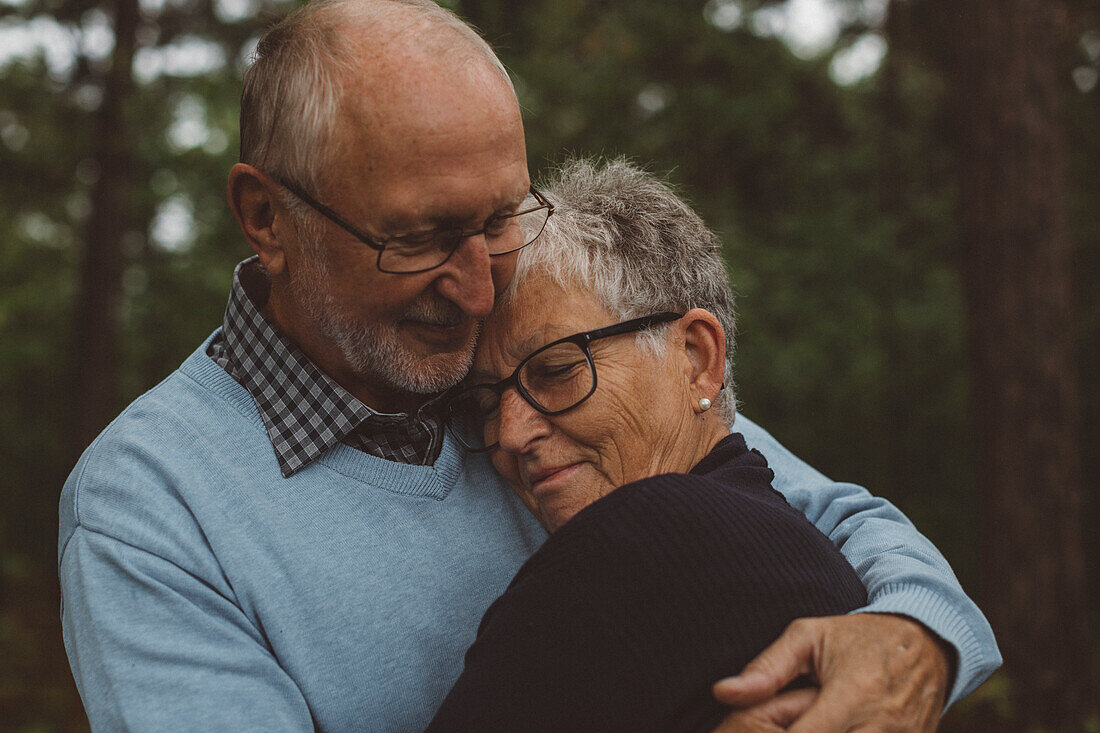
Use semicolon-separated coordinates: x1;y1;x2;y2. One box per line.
708;686;822;730
711;689;818;732
711;614;952;733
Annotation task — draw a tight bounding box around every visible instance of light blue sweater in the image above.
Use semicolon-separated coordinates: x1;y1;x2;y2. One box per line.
59;334;1000;732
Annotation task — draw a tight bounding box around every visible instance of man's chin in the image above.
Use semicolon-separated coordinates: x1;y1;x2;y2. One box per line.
402;356;471;394
371;337;477;395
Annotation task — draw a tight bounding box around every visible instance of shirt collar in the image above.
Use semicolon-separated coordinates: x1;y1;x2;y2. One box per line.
219;257;442;476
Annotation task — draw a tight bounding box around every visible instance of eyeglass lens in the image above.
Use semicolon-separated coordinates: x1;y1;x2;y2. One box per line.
447;341;595;451
378;198;552;273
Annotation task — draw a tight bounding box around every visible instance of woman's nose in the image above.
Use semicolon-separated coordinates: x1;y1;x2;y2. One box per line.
495;389;550;454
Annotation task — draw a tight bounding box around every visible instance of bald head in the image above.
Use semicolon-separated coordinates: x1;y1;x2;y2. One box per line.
229;0;530;408
240;0;516;195
339;47;522;191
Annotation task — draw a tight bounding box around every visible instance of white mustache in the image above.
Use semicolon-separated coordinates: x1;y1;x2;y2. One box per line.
404;298;467;328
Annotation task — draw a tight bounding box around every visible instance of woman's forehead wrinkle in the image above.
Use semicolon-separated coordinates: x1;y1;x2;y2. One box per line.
471;327;515;383
514;332;547;356
476;314;556;383
510;318;583;360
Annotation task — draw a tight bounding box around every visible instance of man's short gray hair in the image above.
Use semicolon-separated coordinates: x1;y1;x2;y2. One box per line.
240;0;514;195
506;157;737;424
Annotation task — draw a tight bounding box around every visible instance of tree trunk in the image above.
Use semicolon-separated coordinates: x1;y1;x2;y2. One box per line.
71;0;140;459
949;0;1094;728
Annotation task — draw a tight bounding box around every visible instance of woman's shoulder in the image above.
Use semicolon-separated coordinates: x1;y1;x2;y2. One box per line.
507;431;867;619
559;433;788;540
565;468;804;560
459;436;867;733
545;438;864;603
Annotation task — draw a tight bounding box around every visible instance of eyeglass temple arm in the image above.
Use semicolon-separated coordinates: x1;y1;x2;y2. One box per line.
529;186;555;214
581;312;683;343
271;175;385;253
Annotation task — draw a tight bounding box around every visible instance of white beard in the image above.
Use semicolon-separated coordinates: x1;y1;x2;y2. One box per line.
289;236;478;396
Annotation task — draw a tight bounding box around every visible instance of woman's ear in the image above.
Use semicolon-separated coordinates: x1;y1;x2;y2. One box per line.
679;308;726;405
227;163;288;276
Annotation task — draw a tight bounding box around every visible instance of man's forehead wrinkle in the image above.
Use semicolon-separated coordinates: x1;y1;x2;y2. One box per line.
337;120;527;221
328;54;526;223
340;9;498;101
337;41;517;151
355;58;515;128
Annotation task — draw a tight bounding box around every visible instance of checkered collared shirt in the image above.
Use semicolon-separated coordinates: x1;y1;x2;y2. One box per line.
207;257;445;476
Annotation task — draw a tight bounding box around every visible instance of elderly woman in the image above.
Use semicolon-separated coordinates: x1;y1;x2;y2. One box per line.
427;159;865;732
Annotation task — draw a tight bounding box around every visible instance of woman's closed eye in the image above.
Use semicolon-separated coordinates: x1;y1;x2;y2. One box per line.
523;358;586;388
479;394;502;420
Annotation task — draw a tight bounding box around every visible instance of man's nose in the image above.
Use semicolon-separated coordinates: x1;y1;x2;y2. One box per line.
495;388;549;455
433;233;496;318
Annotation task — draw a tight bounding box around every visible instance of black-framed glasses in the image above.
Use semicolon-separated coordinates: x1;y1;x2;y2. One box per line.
272;175;554;274
443;312;683;452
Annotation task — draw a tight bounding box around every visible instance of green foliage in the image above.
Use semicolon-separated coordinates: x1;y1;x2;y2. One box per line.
0;1;287;727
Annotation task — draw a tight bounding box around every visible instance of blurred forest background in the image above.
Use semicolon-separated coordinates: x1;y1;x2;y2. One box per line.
0;0;1097;730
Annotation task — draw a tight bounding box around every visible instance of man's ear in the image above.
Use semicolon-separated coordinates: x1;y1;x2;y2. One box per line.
227;163;288;277
679;308;726;404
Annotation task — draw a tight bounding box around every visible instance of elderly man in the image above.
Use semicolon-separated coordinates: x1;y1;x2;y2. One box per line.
58;0;999;731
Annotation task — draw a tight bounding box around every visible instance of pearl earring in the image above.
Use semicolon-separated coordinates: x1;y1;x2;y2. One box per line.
699;397;712;412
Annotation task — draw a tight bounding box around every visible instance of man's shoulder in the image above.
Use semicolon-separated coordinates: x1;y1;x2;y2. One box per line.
733;413;832;491
59;334;266;562
78;334;257;459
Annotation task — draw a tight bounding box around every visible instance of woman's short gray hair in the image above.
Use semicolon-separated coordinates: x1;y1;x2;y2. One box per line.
506;157;737;424
240;0;514;195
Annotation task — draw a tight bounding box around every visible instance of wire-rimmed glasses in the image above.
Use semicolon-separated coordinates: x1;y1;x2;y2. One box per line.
273;175;554;274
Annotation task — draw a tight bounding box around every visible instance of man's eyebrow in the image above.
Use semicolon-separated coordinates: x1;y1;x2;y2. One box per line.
387;187;530;232
374;216;446;236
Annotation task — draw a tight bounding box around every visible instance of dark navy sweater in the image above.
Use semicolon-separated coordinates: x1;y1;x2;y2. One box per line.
427;434;867;732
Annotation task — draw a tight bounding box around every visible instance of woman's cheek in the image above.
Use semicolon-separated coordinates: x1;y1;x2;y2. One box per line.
491;450;537;513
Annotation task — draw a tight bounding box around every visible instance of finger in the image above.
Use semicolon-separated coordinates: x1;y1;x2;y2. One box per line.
747;688;819;728
713;620;821;705
709;689;818;733
709;709;782;733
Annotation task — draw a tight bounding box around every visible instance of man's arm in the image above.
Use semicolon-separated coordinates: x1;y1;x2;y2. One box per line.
732;415;1000;707
60;525;314;731
58;422;314;732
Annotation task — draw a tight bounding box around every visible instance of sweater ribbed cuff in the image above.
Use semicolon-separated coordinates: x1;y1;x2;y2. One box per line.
853;583;1001;708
